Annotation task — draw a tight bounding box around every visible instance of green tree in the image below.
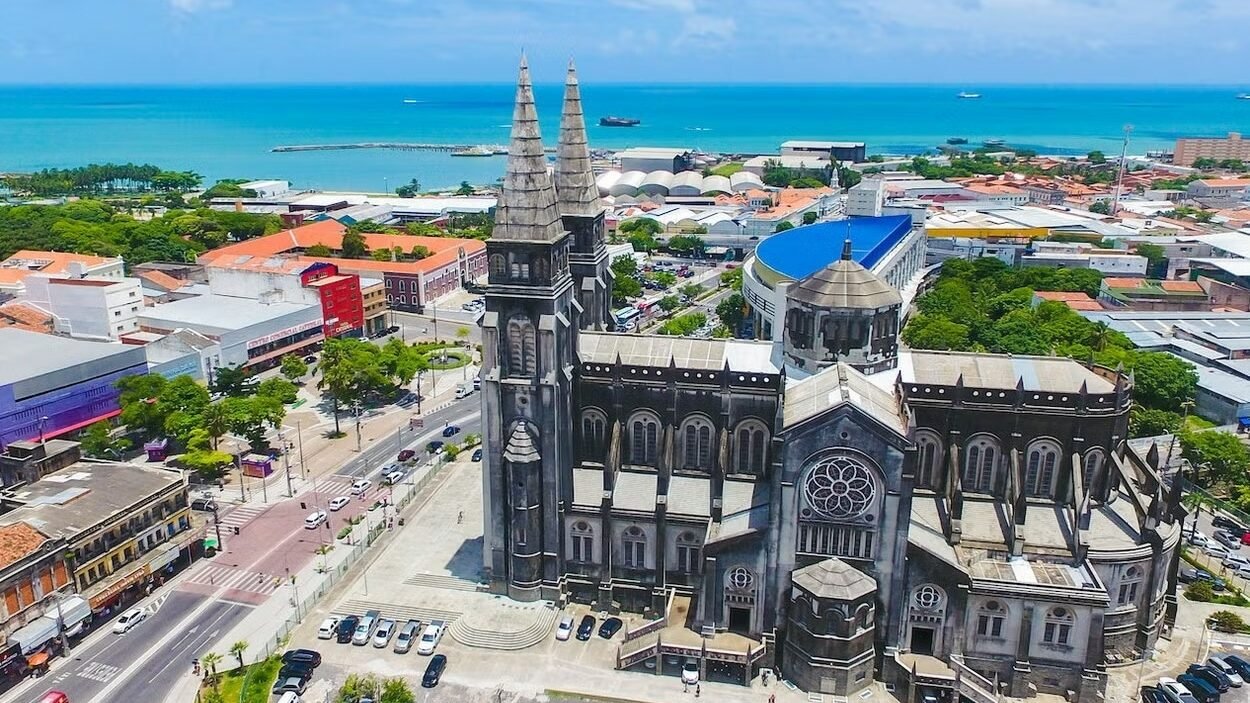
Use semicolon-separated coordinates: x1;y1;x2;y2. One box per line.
1185;580;1215;603
775;221;795;232
379;337;427;386
221;395;285;451
256;377;299;405
117;374;170;437
280;354;309;382
337;673;383;703
200;652;223;688
802;211;819;225
1087;150;1107;165
987;309;1050;355
179;449;233;480
610;255;642;303
372;249;393;261
201;402;230;451
679;283;703;300
1088;200;1112;215
229;640;248;669
1136;243;1167;277
455;326;471;346
901;315;971;350
380;678;417;703
720;267;743;291
658;312;707;336
394;178;421;197
667;235;705;255
318;337;390;434
1130;352;1197;410
305;244;333;257
1181;430;1250;484
1129;408;1182;438
1209;610;1248;633
341;228;369;258
211;365;254;397
455;181;474;196
410;245;430;259
80;421;130;459
658;295;681;312
618;218;661;252
652;271;677;287
715;293;746;331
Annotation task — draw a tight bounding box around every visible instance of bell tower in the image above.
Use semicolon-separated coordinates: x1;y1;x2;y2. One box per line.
480;55;579;602
555;60;613;331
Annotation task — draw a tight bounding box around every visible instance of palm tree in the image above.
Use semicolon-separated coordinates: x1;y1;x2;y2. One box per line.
200;652;223;688
229;640;248;669
1091;321;1111;352
1183;491;1210;541
202;403;229;451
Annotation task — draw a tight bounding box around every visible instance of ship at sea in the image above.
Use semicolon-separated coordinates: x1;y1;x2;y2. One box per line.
599;116;640;127
957;92;981;99
946;137;968;145
450;146;494;157
982;138;1006;148
1239;94;1250;100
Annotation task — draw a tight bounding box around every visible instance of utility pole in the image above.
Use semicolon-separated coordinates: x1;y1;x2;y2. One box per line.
54;596;69;655
355;405;363;453
212;506;224;552
296;420;306;478
236;454;246;501
281;430;294;498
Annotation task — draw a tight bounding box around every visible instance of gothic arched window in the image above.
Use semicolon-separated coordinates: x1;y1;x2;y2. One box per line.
581;409;607;461
976;600;1006;637
676;531;700;573
506;314;537;377
570;521;594;563
490;254;506;280
915;430;943;489
1118;565;1142;606
963;434;999;494
622;526;646;568
733;419;769;473
1042;607;1073;645
1083;448;1105;495
1025;439;1061;498
628;411;659;466
680;415;714;470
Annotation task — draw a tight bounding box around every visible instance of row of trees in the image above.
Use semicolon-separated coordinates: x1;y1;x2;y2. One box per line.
2;163;202;196
316;337;429;434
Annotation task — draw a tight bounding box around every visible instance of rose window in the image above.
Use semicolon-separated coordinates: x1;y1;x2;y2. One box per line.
803;455;877;520
727;567;754;591
913;585;943;610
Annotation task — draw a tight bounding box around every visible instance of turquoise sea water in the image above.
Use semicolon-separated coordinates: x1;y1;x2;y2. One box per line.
1;84;1247;192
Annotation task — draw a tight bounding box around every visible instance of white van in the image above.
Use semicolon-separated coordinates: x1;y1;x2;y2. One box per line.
276;693;302;703
455;383;473;400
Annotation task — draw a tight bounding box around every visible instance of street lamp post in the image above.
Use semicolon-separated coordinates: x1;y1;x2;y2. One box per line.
355;404;363;453
235;455;246;501
296;420;306;478
280;430;294;498
54;596;69;655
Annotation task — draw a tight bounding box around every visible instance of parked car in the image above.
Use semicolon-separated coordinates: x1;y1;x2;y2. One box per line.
1208;657;1245;686
1187;663;1232;693
1241;531;1250;546
1142;687;1171;703
113;607;147;634
385;469;405;485
336;615;360;644
1214;516;1247;536
304;510;328;530
350;478;372;495
303;354;317;364
282;649;321;668
1180;568;1227;591
395;619;421;654
681;661;700;686
373;619;396;648
398;449;416;462
190;498;217;512
427;441;445;453
471;448;483;462
317;616;340;640
1187;531;1210;547
422;654;447;688
1204;541;1232;559
1222;553;1250;570
353;610;380;646
1157;677;1200;703
576;615;596;641
278;660;314;682
1223;654;1250;679
555;616;574;641
328;496;351;512
271;676;307;696
442;425;461;438
598;617;624;639
1178;674;1221;703
417;622;444;655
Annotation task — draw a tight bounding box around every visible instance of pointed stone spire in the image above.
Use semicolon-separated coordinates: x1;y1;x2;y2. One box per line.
555;59;603;217
493;54;565;242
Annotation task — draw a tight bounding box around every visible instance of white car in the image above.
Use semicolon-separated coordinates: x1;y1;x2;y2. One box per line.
372;619;396;648
317;616;340;639
681;661;700;685
1222;553;1250;570
328;496;350;512
1187;531;1210;547
113;607;147;634
1157;677;1198;703
304;510;328;530
1204;541;1231;559
384;470;405;485
350;479;372;495
555;615;574;641
416;623;443;655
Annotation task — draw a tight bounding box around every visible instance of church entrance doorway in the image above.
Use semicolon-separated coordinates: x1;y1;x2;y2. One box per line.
910;626;935;655
728;606;752;634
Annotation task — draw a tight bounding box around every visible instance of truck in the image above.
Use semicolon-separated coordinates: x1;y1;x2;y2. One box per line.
455;383;474;400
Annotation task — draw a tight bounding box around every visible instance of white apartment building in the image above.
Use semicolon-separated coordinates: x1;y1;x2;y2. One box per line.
21;274;144;340
847;179;884;217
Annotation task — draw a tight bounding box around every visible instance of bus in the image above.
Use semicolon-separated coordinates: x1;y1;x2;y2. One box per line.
613;307;641;331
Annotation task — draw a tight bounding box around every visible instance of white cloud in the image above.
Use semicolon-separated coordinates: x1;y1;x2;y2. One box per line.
170;0;233;13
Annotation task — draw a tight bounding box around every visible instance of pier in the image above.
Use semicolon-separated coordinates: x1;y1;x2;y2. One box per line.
270;142;531;154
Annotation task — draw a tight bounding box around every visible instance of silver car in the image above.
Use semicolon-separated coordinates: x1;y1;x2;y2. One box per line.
394;619;421;654
372;618;396;648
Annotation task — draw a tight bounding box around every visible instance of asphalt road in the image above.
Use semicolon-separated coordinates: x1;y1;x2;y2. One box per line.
337;395;483;480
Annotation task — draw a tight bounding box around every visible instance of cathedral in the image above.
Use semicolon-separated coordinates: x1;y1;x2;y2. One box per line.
479;57;1183;703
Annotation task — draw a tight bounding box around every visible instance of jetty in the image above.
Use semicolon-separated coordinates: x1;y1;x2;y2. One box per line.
270;142;521;154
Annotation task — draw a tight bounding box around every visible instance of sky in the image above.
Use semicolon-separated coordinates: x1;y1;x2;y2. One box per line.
5;0;1250;85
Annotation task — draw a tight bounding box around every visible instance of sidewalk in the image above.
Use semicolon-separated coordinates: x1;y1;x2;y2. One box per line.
164;455;457;703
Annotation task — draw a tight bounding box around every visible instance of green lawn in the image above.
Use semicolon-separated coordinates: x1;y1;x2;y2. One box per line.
709;162;743;177
422;349;469;369
213;656;282;703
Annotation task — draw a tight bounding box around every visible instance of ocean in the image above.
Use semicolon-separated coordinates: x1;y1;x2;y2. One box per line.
0;83;1246;193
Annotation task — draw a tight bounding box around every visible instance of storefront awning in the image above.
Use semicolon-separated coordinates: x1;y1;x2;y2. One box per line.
87;563;150;610
148;542;181;571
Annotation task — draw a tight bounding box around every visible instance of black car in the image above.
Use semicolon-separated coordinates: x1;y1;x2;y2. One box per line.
281;648;321;667
336;616;360;644
303;354;317;364
576;614;596;641
1188;664;1232;693
1179;674;1221;703
1224;654;1250;679
471;448;482;462
422;654;447;688
190;498;217;512
598;617;623;639
1142;687;1170;703
427;441;445;453
386;326;400;334
1180;568;1227;591
442;425;461;438
1214;516;1248;536
278;661;314;681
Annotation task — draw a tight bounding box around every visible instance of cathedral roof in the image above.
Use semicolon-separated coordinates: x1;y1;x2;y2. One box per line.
578;332;779;373
784;362;906;434
787;239;902;311
503;421;541;463
791;557;876;601
899;350;1117;394
554;60;603;218
492;54;566;243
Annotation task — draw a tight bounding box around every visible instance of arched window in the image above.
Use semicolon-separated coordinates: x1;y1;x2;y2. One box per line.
581;409;607;461
506;315;537;377
676;531;701;573
1042;607;1073;645
963;435;998;493
681;416;714;470
1118;565;1142;606
733;419;769;473
1083;449;1105;495
622;526;646;568
489;254;506;280
508;253;530;281
976;600;1006;637
915;430;943;489
570;521;594;563
628;412;659;466
1025;439;1061;498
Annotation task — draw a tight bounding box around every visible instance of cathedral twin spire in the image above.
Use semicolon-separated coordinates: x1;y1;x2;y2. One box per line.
492;54;602;242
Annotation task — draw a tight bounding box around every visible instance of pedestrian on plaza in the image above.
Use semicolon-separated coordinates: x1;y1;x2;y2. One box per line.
769;695;776;703
683;681;688;693
695;684;701;697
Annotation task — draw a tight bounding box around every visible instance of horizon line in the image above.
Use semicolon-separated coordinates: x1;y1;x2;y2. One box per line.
0;81;1248;89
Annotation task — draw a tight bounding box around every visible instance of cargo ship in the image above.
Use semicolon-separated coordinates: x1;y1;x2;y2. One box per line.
599;116;641;127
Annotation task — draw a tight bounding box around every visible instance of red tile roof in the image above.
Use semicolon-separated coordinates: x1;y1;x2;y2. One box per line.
136;270;187;292
1160;280;1204;292
0;301;55;334
0;522;47;569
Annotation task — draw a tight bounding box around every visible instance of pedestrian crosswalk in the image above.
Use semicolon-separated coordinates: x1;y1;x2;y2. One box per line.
314;475;386;501
183;564;285;596
215;505;269;532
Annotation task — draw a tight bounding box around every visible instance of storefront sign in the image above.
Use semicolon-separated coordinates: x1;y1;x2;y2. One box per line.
88;564;151;610
246;318;322;350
